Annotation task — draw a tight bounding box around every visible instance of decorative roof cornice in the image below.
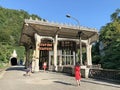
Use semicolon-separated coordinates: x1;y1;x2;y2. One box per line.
25;17;98;33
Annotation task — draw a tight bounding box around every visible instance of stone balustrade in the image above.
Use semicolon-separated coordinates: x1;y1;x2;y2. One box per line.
50;65;120;83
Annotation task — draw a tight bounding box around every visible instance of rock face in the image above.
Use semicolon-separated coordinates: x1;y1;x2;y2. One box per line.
10;50;17;65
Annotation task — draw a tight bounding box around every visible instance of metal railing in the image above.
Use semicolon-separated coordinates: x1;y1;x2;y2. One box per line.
89;69;120;83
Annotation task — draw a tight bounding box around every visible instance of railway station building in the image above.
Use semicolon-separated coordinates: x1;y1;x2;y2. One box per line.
20;18;98;72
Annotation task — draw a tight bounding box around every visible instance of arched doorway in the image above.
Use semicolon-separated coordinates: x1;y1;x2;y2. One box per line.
39;38;53;70
11;57;17;66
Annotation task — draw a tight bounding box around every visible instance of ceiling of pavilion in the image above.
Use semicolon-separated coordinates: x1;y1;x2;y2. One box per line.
20;18;99;47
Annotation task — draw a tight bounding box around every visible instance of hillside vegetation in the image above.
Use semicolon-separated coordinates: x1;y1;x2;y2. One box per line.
0;7;42;67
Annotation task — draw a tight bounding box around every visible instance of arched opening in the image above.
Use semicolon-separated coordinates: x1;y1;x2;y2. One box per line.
11;57;17;66
39;38;53;70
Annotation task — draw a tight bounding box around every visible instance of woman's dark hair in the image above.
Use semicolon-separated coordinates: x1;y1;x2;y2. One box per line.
75;62;80;66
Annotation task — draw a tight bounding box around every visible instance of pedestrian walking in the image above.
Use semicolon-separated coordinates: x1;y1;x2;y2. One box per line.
24;63;32;76
43;61;47;72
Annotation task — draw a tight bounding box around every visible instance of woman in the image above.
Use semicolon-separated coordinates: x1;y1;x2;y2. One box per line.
74;62;81;86
43;61;47;72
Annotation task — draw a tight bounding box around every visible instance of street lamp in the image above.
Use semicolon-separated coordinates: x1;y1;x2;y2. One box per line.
66;14;80;27
66;14;83;65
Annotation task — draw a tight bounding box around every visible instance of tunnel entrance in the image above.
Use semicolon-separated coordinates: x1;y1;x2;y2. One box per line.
11;57;17;66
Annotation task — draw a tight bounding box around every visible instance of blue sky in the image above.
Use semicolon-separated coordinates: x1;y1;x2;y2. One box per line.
0;0;120;30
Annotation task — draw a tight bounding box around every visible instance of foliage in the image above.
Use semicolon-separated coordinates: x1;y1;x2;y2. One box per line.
99;9;120;69
92;42;101;64
0;7;42;67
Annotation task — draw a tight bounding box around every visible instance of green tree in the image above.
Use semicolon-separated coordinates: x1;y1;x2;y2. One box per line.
92;42;101;64
99;9;120;69
0;7;43;67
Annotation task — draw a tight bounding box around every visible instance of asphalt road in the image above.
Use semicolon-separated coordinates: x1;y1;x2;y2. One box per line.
0;66;119;90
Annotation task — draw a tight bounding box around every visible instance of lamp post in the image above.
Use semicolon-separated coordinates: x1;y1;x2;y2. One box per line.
66;14;83;65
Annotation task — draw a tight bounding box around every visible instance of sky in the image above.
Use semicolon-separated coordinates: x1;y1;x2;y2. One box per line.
0;0;120;30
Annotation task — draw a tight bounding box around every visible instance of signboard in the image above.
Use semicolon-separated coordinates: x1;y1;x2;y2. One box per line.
38;43;53;50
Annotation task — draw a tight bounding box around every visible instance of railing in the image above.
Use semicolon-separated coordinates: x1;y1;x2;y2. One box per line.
50;65;120;83
87;64;101;69
58;65;74;75
89;69;120;83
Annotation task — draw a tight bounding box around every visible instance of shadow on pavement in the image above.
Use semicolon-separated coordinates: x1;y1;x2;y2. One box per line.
6;65;26;72
54;81;75;86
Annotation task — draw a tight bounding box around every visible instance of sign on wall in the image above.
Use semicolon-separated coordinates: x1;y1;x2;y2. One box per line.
38;43;53;50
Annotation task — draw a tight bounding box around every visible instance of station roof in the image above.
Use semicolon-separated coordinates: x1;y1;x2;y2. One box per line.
20;18;99;47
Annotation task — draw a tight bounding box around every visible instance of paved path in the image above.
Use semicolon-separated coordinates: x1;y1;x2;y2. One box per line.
0;66;119;90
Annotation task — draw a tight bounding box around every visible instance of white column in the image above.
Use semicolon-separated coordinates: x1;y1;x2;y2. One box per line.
58;50;62;66
86;41;92;66
73;52;75;65
34;33;41;72
49;51;51;69
59;56;62;66
54;35;58;71
89;45;92;65
32;50;36;72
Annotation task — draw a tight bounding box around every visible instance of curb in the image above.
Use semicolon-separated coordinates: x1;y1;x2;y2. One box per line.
81;78;120;88
0;70;6;79
0;66;9;79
